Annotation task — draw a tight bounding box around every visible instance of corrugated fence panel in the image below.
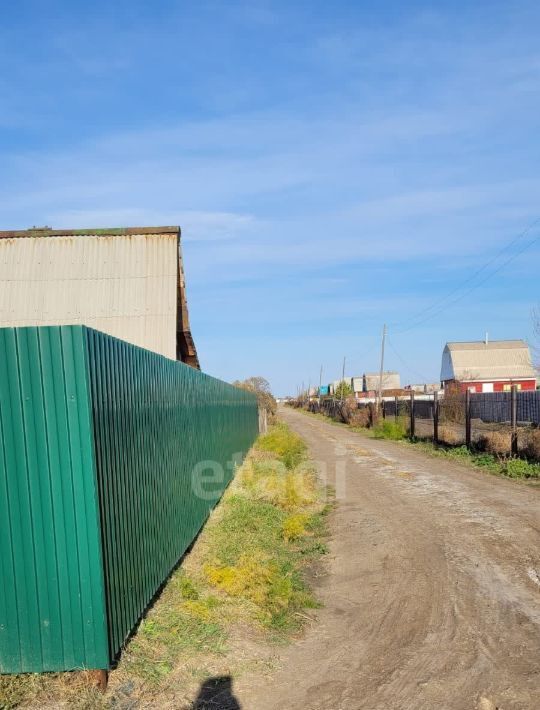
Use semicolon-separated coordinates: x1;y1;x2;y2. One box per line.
470;391;540;424
0;326;108;673
0;325;258;673
84;328;259;663
516;391;540;424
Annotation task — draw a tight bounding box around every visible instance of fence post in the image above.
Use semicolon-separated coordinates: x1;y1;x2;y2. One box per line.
394;395;399;424
382;400;386;419
511;385;518;456
409;390;415;440
465;389;471;450
433;391;439;445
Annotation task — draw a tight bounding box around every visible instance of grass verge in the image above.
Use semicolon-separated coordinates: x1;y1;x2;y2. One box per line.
0;422;329;709
405;440;540;480
296;407;539;480
369;417;539;479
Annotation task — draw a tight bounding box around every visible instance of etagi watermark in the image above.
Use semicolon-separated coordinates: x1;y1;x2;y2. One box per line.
191;445;348;502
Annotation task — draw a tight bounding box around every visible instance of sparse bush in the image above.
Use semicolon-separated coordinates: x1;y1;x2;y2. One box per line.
504;458;533;478
256;422;306;469
348;406;371;428
233;376;277;423
438;424;464;446
523;428;540;462
440;384;465;424
334;380;353;399
372;419;407;440
476;431;511;457
282;513;310;541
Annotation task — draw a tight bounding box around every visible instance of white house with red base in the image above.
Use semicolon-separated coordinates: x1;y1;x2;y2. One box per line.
441;339;537;393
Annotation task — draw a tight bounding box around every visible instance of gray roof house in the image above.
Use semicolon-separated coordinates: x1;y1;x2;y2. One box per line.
440;339;536;390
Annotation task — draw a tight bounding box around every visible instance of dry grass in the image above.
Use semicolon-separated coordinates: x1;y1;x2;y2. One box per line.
0;672;110;710
348;407;371;428
476;430;512;456
438;424;465;446
523;428;540;461
0;423;329;709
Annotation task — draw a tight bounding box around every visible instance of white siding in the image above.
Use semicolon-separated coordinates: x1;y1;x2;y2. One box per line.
351;376;363;393
0;233;178;359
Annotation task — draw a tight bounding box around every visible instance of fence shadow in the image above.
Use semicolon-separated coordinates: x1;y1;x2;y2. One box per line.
190;675;241;709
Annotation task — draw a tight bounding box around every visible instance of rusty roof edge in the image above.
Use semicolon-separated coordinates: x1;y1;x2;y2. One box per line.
0;226;181;239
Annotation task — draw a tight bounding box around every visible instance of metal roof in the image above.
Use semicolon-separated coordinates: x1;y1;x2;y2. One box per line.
0;226;180;239
0;226;199;368
446;340;526;351
441;340;535;382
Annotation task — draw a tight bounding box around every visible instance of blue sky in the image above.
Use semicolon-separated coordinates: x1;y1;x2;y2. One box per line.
1;1;539;395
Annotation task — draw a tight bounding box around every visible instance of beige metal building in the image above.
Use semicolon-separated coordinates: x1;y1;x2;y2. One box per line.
0;226;199;367
362;371;401;392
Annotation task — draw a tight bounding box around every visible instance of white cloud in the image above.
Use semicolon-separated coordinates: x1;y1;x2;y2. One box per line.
47;208;257;242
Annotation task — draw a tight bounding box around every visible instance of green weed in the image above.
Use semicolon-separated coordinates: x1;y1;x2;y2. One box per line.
256;423;307;469
372;419;408;440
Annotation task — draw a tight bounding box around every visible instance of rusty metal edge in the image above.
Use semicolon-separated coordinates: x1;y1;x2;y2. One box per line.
175;233;200;369
0;226;180;239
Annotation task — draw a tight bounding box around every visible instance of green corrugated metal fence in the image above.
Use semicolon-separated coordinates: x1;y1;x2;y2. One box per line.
0;326;258;674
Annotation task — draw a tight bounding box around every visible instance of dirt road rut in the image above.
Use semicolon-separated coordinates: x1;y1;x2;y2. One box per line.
236;408;540;710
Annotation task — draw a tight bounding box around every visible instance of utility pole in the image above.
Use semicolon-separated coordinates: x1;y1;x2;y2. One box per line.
377;324;387;405
341;356;346;403
318;365;323;407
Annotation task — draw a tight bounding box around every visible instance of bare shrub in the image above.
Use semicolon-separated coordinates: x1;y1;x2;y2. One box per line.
438;424;464;446
477;431;511;456
349;406;370;428
337;396;358;424
440;384;465;424
233;376;277;423
523;428;540;462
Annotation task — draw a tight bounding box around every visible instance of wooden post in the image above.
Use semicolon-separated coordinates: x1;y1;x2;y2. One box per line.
89;669;109;692
409;390;415;440
382;399;386;419
433;391;439;445
395;395;399;424
511;385;518;456
465;389;471;450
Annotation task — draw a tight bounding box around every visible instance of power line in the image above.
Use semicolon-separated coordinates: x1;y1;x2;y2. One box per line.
390;216;540;333
393;229;540;335
387;337;436;383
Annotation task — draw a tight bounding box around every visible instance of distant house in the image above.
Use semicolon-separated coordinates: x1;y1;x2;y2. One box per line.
350;372;401;396
405;383;440;394
351;376;363;395
363;371;401;393
440;339;537;393
329;378;351;396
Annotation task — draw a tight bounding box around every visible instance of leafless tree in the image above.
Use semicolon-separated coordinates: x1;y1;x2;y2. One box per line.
232;376;277;422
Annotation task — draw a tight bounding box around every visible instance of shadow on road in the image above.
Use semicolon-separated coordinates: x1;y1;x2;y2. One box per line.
190;675;241;709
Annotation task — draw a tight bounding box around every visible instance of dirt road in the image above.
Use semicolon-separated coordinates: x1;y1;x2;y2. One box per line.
236;407;540;710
